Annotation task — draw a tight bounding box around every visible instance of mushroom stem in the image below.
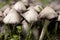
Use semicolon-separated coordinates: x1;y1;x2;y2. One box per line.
55;21;58;34
39;19;50;40
12;24;16;33
25;22;33;40
4;25;10;40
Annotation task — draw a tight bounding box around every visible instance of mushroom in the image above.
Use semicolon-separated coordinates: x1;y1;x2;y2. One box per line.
21;0;29;6
22;9;39;23
12;1;26;12
49;1;60;11
3;8;21;24
3;7;11;17
34;5;42;12
3;8;22;32
22;9;39;39
27;5;42;13
39;6;58;40
39;6;58;19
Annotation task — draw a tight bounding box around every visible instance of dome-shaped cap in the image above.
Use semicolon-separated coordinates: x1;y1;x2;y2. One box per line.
39;6;58;19
12;1;26;12
23;9;38;23
3;9;21;24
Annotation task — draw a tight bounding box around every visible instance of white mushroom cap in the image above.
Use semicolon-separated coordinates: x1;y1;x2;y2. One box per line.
39;6;58;19
49;1;60;11
23;9;38;23
21;0;29;6
3;7;11;17
22;20;29;33
34;5;41;12
27;5;42;12
58;15;60;21
12;1;26;12
3;9;21;24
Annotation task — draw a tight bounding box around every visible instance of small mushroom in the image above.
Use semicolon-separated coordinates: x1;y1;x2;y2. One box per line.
27;5;42;12
21;0;29;6
39;6;58;40
39;6;58;19
12;1;26;12
3;7;11;17
3;9;21;24
34;5;42;12
49;1;60;11
22;9;39;23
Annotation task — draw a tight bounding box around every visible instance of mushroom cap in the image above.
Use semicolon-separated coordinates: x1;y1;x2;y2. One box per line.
27;5;42;12
3;9;21;24
12;1;26;12
39;6;58;19
49;1;60;11
23;9;38;23
3;7;11;17
21;0;29;6
34;5;42;12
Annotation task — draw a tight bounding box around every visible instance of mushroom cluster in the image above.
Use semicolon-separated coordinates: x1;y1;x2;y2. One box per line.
0;0;60;40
